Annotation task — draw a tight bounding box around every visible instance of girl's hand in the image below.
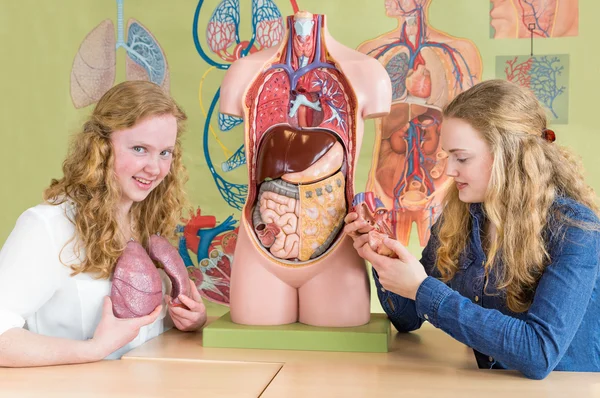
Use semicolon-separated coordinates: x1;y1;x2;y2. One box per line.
343;211;374;240
166;279;207;332
358;237;428;300
91;297;162;360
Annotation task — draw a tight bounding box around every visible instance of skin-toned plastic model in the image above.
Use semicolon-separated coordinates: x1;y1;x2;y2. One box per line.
220;11;392;326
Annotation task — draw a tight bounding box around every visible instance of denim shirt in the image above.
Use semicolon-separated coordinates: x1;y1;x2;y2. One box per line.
374;196;600;379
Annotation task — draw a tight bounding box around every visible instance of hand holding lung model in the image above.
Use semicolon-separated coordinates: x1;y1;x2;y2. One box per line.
111;235;190;318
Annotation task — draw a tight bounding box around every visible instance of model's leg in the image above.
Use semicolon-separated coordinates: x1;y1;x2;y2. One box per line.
230;223;298;325
298;236;370;327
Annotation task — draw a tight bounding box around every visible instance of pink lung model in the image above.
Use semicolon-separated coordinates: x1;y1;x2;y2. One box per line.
111;236;191;318
111;240;163;319
148;235;191;308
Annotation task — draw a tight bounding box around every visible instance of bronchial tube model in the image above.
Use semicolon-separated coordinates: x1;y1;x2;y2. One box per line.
220;11;392;326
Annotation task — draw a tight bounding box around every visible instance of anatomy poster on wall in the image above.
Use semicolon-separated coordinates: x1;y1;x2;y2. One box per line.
70;0;170;108
496;54;569;124
357;0;482;247
490;0;579;39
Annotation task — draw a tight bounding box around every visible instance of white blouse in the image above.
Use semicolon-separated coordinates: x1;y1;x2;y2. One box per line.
0;202;172;359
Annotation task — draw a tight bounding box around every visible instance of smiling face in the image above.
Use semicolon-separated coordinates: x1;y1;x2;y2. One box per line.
111;114;178;210
441;117;494;203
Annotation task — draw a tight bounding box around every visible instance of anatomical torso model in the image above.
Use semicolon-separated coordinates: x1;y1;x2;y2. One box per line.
220;11;392;326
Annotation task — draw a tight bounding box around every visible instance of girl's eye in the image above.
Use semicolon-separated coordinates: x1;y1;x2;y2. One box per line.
160;150;173;157
133;146;146;153
457;158;468;163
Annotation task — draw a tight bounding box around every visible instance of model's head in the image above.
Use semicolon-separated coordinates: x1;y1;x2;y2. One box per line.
437;79;598;312
44;80;188;278
441;79;548;205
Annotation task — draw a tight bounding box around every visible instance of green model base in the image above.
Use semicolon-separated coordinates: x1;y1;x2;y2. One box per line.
203;312;390;353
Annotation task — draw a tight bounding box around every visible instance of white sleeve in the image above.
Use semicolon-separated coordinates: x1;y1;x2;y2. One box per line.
0;208;64;336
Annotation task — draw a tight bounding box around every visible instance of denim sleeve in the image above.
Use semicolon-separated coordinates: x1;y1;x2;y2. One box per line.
374;222;440;333
414;221;600;379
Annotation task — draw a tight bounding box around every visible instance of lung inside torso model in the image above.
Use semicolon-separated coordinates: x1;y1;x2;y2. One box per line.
247;12;354;263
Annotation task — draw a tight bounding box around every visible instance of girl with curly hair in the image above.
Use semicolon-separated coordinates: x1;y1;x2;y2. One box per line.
345;79;600;379
0;81;206;367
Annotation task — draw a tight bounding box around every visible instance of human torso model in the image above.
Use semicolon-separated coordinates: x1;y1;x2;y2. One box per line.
220;11;392;326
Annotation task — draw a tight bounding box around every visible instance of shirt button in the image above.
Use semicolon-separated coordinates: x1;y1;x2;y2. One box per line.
380;287;386;293
481;260;485;266
386;297;395;312
424;314;429;320
474;296;479;302
489;356;494;362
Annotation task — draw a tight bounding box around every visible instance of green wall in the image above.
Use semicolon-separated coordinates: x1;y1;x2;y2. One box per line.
1;0;597;313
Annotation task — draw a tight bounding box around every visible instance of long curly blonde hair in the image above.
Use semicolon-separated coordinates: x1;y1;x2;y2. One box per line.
44;81;189;279
436;79;599;312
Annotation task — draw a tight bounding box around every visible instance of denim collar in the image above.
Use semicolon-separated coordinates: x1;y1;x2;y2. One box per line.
467;203;486;260
469;202;486;224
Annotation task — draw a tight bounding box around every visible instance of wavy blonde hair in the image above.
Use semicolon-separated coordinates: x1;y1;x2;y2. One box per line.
44;81;189;279
436;79;599;312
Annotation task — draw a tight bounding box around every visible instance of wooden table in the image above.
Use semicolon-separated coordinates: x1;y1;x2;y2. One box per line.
123;320;600;397
2;319;599;397
0;357;281;398
125;319;474;369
